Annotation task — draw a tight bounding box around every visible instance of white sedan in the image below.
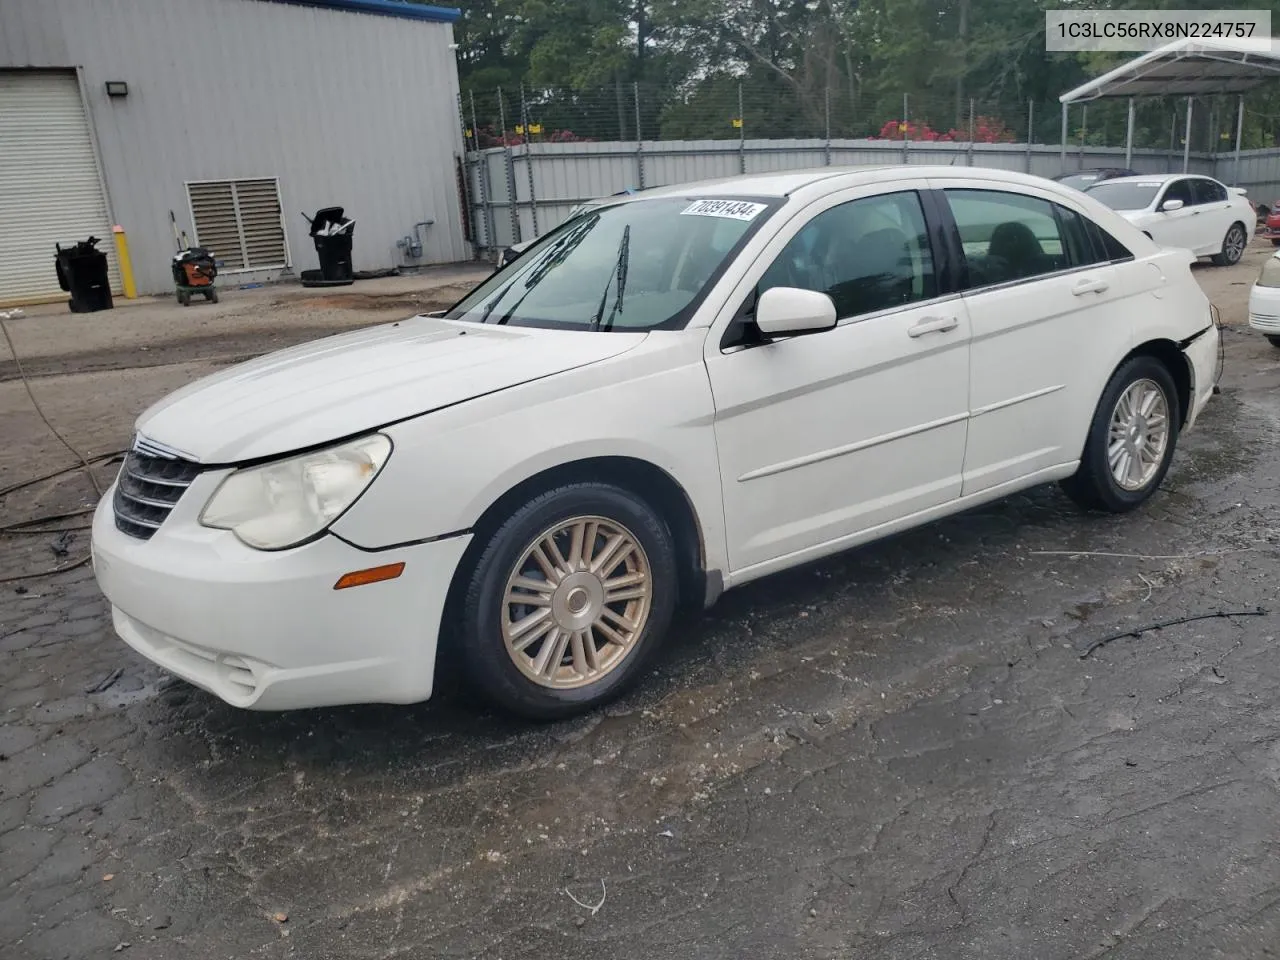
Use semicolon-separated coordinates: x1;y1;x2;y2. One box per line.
1085;173;1254;265
1248;248;1280;347
92;167;1221;719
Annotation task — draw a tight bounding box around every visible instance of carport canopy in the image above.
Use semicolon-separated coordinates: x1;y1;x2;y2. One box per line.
1057;36;1280;176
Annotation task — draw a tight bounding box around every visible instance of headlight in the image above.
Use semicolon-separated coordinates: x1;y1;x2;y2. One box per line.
1259;257;1280;288
200;434;391;550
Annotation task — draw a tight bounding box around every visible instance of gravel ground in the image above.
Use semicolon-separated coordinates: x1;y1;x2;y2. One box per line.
3;250;1280;960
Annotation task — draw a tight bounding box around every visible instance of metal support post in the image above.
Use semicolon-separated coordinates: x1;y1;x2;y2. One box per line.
1183;96;1193;173
519;84;538;238
1125;98;1135;168
497;88;520;244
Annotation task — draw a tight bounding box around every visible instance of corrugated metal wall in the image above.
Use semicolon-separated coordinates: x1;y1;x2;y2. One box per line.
1226;148;1280;207
0;0;468;294
465;139;1221;252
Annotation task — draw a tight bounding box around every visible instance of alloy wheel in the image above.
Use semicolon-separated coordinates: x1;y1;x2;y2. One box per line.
1108;378;1171;491
500;516;653;689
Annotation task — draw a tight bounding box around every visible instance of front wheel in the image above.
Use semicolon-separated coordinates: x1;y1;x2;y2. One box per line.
1061;356;1179;513
1267;335;1280;349
1211;223;1247;265
455;482;678;719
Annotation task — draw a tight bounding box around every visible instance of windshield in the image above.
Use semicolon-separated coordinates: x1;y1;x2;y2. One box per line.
1086;180;1162;211
1056;173;1102;191
446;196;776;331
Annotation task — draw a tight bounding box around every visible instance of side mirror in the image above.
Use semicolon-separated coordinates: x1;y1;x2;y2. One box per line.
1160;198;1185;212
755;286;838;338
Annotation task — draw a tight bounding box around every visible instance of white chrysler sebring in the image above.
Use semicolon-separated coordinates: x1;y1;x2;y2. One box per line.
92;167;1221;719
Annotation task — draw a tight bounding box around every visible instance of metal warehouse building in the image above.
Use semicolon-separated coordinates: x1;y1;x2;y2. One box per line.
0;0;468;303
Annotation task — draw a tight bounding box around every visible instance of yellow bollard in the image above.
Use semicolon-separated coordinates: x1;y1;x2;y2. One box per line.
111;224;137;299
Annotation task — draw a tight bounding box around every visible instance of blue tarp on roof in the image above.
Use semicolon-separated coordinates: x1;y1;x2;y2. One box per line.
268;0;461;24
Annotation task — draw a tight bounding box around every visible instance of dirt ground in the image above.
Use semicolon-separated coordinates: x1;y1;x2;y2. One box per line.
3;247;1280;960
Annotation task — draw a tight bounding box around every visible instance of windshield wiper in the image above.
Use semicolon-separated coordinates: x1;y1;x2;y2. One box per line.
592;225;631;332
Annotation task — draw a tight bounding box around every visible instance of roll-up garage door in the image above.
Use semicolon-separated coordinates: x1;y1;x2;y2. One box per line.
0;70;118;304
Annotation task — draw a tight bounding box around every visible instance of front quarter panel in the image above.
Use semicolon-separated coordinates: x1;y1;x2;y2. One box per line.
330;332;726;571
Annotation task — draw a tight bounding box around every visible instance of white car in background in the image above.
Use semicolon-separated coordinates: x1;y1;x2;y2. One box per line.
92;166;1221;719
1248;248;1280;347
1086;173;1254;265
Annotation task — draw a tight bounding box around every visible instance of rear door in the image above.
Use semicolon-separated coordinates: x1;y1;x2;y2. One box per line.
928;179;1135;495
1190;178;1234;254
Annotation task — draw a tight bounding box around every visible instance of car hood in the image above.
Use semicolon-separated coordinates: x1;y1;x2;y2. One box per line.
135;316;648;463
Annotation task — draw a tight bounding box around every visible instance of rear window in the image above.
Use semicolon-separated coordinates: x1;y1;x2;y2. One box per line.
1057;173;1101;191
1086;181;1162;211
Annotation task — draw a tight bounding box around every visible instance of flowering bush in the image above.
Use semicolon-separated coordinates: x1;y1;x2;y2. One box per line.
470;124;594;148
870;115;1016;143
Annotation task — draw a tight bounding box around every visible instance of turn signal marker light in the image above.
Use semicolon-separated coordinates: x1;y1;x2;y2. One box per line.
334;562;405;590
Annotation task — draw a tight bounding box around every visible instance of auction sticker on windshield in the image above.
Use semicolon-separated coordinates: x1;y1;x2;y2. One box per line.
681;199;768;220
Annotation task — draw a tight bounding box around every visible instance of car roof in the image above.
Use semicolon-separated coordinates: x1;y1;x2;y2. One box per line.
631;165;1120;201
1056;168;1135;176
1091;172;1214;186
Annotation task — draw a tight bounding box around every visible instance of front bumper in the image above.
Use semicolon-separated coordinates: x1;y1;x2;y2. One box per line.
91;488;471;710
1248;284;1280;338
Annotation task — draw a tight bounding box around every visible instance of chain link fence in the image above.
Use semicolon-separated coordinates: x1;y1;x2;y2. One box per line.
463;83;1280;152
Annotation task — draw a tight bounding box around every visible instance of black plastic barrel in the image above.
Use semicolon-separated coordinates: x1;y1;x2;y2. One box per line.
308;206;355;282
54;237;113;312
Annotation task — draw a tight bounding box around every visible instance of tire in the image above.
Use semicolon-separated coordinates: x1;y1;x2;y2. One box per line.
178;290;190;306
456;482;678;719
1211;222;1247;265
1061;355;1180;513
206;287;219;303
1271;239;1280;247
1267;335;1280;349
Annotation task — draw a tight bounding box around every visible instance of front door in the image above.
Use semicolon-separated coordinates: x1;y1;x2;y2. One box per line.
1148;178;1202;252
704;187;972;575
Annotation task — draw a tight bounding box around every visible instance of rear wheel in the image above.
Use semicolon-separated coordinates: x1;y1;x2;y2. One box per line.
1061;356;1179;513
1267;335;1280;349
1211;222;1247;265
1271;239;1280;247
456;482;678;719
205;287;219;303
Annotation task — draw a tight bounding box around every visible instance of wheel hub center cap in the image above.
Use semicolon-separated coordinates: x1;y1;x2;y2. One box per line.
566;587;589;614
551;572;605;631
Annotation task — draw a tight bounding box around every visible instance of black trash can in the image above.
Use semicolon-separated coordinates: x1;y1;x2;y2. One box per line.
308;206;355;283
54;237;113;313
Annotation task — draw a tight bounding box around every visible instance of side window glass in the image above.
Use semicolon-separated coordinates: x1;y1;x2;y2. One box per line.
1192;179;1227;204
1054;204;1101;267
758;191;936;319
1163;179;1193;207
945;189;1067;288
1083;218;1134;262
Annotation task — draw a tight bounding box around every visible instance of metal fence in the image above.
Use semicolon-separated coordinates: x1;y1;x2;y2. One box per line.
458;83;1280;255
463;139;1223;254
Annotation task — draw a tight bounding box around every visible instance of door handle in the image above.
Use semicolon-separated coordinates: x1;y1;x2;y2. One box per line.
1072;278;1110;296
907;315;959;338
